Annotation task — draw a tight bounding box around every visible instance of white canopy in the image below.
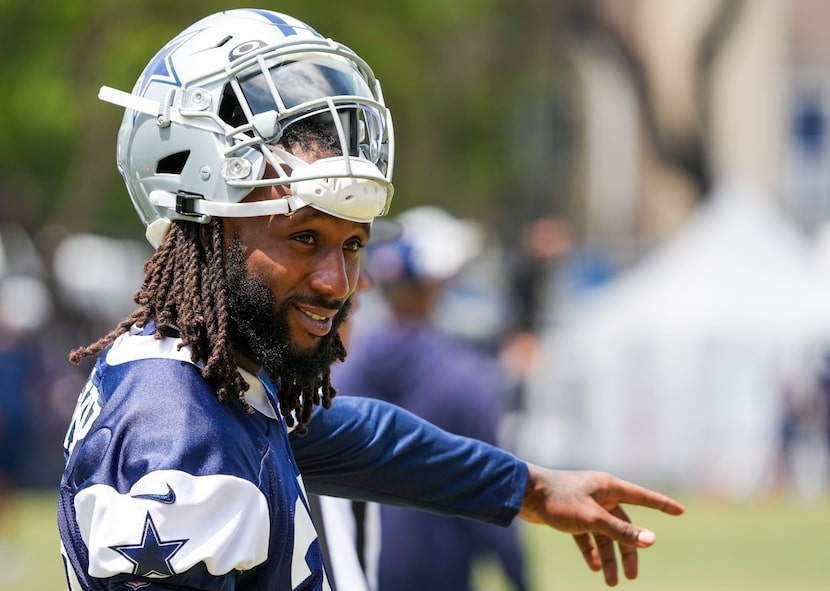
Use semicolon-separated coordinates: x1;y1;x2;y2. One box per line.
521;178;830;497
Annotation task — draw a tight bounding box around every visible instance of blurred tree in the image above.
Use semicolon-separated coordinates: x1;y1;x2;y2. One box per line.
0;0;574;239
568;0;749;203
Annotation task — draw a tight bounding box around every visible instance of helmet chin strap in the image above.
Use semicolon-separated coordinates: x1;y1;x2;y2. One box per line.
143;146;389;249
142;190;307;249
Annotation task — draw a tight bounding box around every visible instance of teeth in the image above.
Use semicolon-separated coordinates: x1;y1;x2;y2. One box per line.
303;309;327;322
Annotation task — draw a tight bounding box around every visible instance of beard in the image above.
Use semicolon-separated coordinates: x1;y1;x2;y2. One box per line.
224;235;351;391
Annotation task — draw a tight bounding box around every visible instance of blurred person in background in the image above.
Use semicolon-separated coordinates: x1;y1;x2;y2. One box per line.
307;219;401;591
334;206;530;591
0;299;33;579
0;269;54;581
772;350;830;494
815;351;830;485
500;217;572;413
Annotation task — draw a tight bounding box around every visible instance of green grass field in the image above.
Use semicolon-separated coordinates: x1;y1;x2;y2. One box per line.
6;490;829;590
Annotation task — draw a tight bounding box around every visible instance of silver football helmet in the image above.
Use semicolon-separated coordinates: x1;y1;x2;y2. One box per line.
101;9;395;247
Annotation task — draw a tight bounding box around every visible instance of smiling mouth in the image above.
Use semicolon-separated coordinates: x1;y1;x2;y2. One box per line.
295;304;336;337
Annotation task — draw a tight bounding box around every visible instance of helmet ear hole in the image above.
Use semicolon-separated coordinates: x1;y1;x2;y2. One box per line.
156;151;191;174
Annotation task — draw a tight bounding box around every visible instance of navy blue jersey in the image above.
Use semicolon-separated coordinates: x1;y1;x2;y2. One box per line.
58;324;330;590
58;325;529;590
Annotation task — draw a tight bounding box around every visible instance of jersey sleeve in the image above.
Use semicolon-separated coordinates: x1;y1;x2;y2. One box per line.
60;358;272;588
290;396;527;527
75;470;270;580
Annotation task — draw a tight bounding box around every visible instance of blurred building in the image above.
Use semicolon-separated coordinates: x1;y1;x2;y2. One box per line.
515;0;830;499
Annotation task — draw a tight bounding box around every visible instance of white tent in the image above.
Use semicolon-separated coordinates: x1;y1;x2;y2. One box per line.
520;178;830;497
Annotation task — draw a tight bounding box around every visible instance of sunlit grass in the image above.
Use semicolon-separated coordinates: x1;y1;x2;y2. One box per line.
2;490;64;590
518;493;830;591
6;489;829;591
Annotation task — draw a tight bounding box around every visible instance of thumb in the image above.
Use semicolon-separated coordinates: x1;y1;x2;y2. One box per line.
636;528;656;547
602;505;656;547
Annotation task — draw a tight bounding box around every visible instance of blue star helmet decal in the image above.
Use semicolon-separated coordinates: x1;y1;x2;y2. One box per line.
135;29;201;98
110;512;188;577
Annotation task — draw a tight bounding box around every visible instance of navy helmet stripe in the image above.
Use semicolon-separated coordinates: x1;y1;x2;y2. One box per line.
245;9;323;39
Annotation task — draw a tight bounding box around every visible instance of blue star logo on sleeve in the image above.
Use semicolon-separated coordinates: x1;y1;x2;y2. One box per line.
110;513;188;577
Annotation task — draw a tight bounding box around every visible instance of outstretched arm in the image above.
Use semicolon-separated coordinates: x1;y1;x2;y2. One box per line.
295;397;684;586
292;396;527;525
519;464;685;586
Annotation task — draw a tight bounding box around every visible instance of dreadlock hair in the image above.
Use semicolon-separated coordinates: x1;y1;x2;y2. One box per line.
273;347;346;435
69;218;252;413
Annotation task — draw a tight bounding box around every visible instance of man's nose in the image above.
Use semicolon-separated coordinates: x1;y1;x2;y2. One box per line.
309;248;353;299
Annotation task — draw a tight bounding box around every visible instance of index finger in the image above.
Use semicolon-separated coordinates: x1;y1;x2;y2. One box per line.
614;480;685;516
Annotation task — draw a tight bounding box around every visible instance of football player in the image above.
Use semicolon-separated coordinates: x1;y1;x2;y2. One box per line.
58;9;683;591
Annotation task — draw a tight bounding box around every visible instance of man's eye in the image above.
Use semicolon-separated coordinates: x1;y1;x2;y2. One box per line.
344;239;365;252
293;233;316;245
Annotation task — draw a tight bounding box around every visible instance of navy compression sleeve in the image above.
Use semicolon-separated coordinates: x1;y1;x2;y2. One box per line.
290;396;528;527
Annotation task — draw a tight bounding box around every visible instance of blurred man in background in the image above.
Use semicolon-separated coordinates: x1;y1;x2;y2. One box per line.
334;206;530;591
307;219;401;591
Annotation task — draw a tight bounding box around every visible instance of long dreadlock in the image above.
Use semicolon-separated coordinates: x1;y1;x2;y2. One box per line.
69;218;252;411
